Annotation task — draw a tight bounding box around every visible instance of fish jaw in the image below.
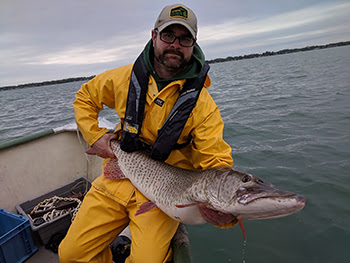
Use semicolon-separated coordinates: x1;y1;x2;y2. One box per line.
235;194;306;220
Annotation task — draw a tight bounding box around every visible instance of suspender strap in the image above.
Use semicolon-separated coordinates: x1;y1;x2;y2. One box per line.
150;63;210;161
120;51;149;152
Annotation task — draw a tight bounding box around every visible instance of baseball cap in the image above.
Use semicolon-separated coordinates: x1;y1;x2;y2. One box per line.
154;4;197;39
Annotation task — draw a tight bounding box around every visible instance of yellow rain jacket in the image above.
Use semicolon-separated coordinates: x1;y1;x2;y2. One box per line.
60;42;235;263
73;47;233;170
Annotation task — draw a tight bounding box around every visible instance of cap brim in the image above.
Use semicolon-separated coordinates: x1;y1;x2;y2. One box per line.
157;21;196;39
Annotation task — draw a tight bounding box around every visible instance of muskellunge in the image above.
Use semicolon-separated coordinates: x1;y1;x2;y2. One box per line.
90;140;307;239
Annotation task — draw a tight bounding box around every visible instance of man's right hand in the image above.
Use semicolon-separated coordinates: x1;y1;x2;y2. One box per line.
85;133;117;158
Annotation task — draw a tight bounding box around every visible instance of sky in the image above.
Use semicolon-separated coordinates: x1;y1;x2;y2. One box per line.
1;0;350;87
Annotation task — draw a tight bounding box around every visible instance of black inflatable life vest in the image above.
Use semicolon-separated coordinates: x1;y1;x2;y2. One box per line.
120;51;210;161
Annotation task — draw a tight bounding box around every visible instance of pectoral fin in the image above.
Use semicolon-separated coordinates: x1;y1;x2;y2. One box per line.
238;219;247;241
135;201;158;216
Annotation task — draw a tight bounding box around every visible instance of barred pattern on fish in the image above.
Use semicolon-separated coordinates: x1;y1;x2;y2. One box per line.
105;140;306;232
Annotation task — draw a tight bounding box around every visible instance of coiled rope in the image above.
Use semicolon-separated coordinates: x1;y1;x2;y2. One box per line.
29;195;81;223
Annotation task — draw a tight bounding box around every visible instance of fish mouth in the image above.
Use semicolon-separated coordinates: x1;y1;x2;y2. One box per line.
237;188;300;205
235;187;306;220
235;178;305;204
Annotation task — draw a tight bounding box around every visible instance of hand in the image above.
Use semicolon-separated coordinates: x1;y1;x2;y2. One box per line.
85;133;116;158
199;206;237;226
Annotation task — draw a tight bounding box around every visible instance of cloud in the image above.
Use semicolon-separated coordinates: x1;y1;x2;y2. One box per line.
27;43;142;65
1;0;350;86
199;2;350;44
196;1;350;59
3;29;150;67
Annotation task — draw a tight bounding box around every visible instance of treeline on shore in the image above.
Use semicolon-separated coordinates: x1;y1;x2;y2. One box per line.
1;40;349;91
206;41;350;64
0;76;96;91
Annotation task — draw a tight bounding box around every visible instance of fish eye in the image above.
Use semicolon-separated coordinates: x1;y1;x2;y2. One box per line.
242;175;251;183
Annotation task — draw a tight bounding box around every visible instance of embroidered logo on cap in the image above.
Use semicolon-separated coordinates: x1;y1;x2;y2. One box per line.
169;6;188;20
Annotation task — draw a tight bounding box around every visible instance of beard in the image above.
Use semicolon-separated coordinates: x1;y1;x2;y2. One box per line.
155;48;190;71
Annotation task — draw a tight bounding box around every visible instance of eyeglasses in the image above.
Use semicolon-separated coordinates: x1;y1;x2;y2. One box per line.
155;29;196;47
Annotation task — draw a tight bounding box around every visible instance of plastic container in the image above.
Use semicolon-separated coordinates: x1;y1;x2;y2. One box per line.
0;209;38;263
16;177;91;245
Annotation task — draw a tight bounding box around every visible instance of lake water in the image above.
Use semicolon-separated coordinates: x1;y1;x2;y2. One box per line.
1;45;350;262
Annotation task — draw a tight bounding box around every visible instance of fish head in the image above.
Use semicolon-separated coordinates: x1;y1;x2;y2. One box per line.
206;168;306;220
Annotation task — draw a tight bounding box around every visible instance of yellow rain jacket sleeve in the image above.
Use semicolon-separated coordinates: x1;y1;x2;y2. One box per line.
73;64;233;170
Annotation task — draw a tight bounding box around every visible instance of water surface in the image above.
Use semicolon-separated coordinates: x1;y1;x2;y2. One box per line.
1;46;350;262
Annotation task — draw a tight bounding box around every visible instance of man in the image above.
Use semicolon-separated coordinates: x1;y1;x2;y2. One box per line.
59;4;237;263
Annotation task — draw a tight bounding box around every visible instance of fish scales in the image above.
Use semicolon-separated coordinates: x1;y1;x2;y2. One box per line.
111;141;197;205
108;140;306;226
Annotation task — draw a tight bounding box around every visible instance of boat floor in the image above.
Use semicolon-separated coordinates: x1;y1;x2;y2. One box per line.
27;244;59;263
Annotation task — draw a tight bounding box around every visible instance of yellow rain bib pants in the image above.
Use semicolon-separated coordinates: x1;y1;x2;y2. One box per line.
59;163;179;263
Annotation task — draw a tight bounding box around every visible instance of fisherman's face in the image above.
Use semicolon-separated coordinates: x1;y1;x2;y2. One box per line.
152;24;195;71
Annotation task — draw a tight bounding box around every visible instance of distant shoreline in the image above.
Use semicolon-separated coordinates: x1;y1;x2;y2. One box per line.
206;40;350;64
0;76;96;91
1;40;349;91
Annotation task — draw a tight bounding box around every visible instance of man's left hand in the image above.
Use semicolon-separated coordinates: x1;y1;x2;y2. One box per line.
199;206;237;226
